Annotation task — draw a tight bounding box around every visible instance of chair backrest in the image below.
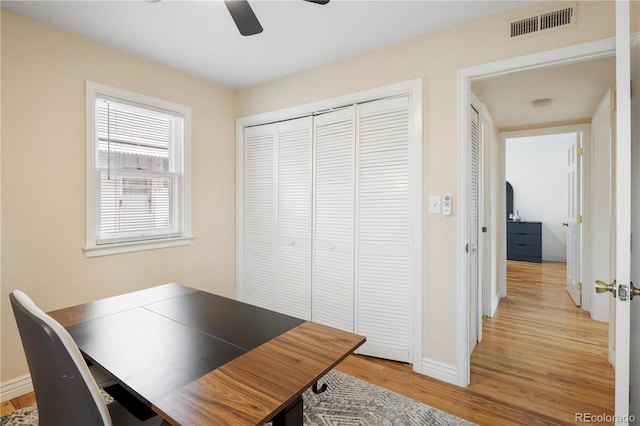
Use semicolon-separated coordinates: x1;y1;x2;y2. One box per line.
10;290;112;426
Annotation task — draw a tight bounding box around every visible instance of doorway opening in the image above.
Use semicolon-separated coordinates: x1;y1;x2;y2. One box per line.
500;128;589;309
455;37;617;387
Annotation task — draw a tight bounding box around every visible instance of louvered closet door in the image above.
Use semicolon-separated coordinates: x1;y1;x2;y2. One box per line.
469;105;480;354
312;107;356;332
356;96;411;363
275;117;312;320
244;124;276;310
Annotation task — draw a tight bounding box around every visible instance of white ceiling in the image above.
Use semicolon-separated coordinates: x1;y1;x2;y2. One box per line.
2;0;530;89
472;56;615;130
3;0;614;129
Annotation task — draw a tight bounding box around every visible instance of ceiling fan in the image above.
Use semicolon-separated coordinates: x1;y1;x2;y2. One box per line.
224;0;330;36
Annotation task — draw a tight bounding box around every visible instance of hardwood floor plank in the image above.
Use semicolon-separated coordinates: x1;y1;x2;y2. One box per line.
1;393;35;416
336;261;614;425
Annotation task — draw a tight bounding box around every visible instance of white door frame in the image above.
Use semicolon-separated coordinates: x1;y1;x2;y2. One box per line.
456;37;616;387
499;125;591;300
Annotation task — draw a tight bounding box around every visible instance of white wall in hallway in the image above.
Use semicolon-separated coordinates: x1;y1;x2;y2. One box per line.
506;133;576;262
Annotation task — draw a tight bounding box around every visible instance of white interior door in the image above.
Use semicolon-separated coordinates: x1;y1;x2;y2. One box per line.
312;107;356;332
629;29;640;421
355;96;412;363
243;124;276;309
591;90;614;323
612;2;632;422
243;118;313;318
238;81;423;370
566;134;581;306
275;117;313;320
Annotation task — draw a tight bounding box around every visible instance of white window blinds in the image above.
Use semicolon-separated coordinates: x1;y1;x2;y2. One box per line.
94;96;184;245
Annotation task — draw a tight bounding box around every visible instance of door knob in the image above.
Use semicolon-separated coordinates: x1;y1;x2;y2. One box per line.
631;282;640;300
562;222;569;227
595;280;616;297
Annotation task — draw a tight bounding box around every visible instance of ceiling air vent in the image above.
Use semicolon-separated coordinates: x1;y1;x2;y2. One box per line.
508;3;575;39
540;7;573;30
510;16;539;37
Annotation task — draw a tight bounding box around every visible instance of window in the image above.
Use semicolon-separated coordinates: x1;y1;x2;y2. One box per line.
85;82;191;256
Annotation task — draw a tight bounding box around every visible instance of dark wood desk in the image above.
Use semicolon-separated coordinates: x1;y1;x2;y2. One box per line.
48;283;365;425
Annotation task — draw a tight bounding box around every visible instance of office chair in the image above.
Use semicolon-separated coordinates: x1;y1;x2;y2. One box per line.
10;290;167;426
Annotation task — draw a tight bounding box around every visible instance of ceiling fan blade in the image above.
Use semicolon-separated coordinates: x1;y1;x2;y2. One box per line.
224;0;263;36
303;0;330;4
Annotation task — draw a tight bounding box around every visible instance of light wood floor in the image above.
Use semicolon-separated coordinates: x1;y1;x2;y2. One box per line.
2;261;614;425
337;260;614;425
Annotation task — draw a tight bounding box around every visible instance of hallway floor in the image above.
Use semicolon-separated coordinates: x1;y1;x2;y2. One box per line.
337;260;614;425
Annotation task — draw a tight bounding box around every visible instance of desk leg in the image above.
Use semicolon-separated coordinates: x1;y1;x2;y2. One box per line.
272;396;303;426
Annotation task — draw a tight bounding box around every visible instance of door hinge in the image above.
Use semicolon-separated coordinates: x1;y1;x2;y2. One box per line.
577;215;583;224
577;147;583;156
576;282;582;291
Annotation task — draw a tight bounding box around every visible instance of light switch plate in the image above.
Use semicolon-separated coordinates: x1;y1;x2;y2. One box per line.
428;195;441;214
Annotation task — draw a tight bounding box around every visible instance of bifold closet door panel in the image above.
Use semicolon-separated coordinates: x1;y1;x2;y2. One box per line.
240;94;416;364
312;107;356;332
356;96;411;362
275;117;313;320
244;124;276;310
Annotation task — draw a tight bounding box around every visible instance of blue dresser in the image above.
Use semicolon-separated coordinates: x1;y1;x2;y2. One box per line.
507;221;542;263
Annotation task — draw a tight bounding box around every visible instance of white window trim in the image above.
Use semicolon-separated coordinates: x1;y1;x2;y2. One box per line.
84;81;192;257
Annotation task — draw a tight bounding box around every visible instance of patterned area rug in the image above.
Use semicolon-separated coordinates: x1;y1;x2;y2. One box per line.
1;370;474;425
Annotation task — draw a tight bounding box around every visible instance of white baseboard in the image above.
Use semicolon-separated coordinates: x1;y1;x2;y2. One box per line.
609;348;616;369
1;374;33;403
542;255;566;262
490;294;500;317
421;357;458;386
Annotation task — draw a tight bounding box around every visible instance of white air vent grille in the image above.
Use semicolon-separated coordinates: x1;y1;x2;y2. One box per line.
540;7;573;30
510;16;539;37
508;4;575;38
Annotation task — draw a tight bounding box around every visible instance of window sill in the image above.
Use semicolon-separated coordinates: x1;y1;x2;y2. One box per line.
83;235;194;258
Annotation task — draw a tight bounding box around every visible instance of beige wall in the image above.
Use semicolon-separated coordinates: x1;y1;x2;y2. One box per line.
237;1;625;367
1;11;237;381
